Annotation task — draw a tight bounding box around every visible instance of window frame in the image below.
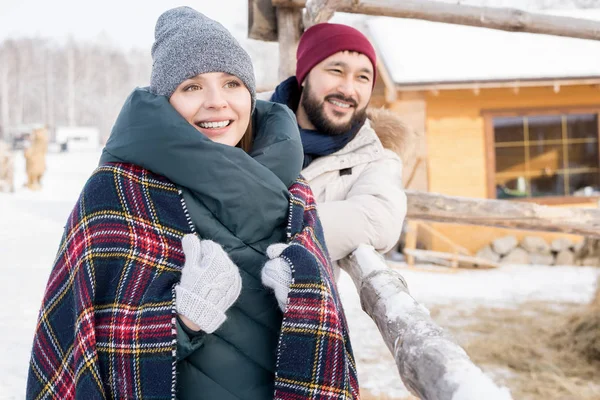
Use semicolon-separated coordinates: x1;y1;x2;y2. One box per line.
483;105;600;204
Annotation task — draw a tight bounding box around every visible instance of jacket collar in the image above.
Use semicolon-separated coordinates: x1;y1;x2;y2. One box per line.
301;119;385;180
326;119;383;156
100;88;303;243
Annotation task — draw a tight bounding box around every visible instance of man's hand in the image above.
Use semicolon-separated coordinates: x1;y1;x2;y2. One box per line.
261;243;292;312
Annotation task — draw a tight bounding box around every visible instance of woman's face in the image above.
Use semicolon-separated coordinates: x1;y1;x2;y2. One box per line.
169;72;251;147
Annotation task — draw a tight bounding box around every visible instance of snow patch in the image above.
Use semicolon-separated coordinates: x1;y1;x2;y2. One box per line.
446;365;513;400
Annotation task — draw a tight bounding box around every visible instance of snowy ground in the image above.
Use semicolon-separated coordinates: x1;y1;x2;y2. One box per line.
1;150;598;399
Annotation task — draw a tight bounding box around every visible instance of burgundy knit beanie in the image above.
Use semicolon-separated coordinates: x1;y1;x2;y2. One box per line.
296;23;377;88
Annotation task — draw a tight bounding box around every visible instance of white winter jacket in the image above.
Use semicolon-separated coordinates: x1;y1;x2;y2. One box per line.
302;114;407;262
258;91;410;263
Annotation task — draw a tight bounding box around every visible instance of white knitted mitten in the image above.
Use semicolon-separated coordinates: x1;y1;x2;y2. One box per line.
175;234;242;334
261;243;292;312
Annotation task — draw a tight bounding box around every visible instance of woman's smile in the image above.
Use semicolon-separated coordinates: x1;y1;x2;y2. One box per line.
195;119;234;137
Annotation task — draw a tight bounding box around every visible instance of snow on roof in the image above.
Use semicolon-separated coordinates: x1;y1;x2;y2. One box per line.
359;9;600;86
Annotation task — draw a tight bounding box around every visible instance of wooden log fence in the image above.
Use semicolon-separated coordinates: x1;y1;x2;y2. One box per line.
339;245;513;400
276;8;303;81
406;190;600;238
273;0;600;41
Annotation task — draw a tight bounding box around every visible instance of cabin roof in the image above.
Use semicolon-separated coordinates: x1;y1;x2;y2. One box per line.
331;9;600;87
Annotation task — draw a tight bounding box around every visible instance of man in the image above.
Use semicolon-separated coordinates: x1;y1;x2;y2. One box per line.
261;22;408;264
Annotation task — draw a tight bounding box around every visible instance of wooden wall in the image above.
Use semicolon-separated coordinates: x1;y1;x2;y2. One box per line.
424;84;600;198
391;84;600;253
389;92;429;191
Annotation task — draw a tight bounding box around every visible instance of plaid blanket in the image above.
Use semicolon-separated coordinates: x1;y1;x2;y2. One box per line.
276;178;359;400
27;164;358;400
26;163;193;400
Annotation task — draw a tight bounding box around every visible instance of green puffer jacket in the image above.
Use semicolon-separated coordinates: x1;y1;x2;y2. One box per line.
100;88;303;399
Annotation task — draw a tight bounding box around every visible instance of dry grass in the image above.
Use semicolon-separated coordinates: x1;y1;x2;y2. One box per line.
429;300;600;400
553;305;600;365
358;281;600;400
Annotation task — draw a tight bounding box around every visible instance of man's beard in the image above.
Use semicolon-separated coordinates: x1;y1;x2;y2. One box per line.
300;80;367;136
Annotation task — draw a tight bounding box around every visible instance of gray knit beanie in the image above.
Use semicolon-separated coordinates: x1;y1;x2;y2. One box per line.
150;6;256;111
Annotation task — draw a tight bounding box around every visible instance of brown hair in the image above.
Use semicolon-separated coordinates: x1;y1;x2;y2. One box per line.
237;119;254;153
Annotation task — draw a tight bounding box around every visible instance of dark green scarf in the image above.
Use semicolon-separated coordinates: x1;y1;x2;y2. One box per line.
99;87;303;247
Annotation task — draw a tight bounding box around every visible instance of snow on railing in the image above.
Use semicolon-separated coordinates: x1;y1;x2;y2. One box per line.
339;245;513;400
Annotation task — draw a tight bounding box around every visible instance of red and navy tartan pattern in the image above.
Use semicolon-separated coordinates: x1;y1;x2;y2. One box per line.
26;163;193;400
275;178;360;400
27;165;356;400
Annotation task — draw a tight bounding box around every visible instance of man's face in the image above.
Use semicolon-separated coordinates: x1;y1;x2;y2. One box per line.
299;51;374;135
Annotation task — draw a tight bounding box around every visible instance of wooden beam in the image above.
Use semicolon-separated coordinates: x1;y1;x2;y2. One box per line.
339;245;512;400
248;0;278;41
375;52;398;103
406;190;600;238
415;221;471;256
304;0;342;28
404;220;418;266
277;7;303;81
403;248;500;268
272;0;600;41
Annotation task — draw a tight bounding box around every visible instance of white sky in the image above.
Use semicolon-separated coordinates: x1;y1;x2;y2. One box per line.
0;0;579;51
1;0;596;84
0;0;248;51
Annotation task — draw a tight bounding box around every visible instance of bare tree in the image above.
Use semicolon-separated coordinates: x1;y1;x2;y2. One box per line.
0;44;10;141
0;35;153;145
45;46;56;135
66;39;76;127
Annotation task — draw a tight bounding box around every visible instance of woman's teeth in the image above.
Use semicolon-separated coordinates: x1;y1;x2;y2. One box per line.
198;120;231;129
330;100;350;108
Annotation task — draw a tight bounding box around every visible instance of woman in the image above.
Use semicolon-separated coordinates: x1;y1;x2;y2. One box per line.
26;7;358;400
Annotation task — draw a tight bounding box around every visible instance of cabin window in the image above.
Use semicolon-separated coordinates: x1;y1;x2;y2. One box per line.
491;113;600;199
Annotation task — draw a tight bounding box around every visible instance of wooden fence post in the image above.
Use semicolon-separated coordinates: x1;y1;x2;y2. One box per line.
276;7;303;81
339;245;513;400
